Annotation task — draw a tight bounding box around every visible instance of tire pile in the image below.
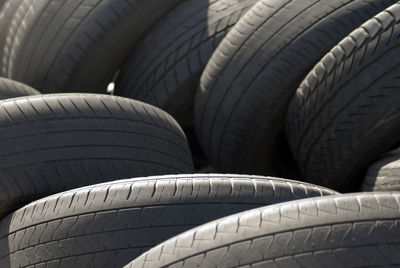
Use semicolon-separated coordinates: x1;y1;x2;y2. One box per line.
0;0;399;267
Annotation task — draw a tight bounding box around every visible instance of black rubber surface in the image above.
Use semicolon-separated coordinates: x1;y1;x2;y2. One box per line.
0;94;194;218
0;174;337;268
0;0;24;71
286;2;400;192
0;77;40;100
194;0;397;175
115;0;257;125
128;192;400;268
0;0;6;11
363;148;400;191
0;0;184;93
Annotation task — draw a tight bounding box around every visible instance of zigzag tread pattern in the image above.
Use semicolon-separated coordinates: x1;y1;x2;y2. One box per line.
195;0;397;172
285;2;400;190
2;0;184;92
116;0;257;121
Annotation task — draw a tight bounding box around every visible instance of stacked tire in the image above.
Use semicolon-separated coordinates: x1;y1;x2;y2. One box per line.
0;0;185;92
0;175;336;267
0;93;195;218
285;2;400;191
362;148;400;191
194;0;399;178
128;192;400;267
0;0;399;267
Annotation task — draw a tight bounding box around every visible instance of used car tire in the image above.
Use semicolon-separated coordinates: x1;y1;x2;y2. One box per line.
362;148;400;191
0;0;184;93
0;0;24;70
0;174;337;268
194;0;397;175
0;77;40;100
128;192;400;268
0;94;194;218
0;0;6;10
286;2;400;192
115;0;258;125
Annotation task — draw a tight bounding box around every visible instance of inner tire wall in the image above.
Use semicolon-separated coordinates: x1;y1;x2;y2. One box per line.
362;148;400;191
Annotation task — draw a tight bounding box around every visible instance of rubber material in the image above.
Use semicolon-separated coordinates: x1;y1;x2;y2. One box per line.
0;0;24;65
194;0;397;175
128;192;400;268
0;77;40;100
0;174;337;268
115;0;257;125
286;3;400;192
1;0;183;93
0;0;6;11
0;94;194;218
363;148;400;191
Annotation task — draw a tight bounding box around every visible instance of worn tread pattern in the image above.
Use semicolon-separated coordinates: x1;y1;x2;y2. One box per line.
286;2;400;192
194;0;397;175
0;174;337;268
363;148;400;191
0;78;40;100
115;0;257;125
0;0;24;65
0;93;194;218
128;192;400;268
1;0;184;93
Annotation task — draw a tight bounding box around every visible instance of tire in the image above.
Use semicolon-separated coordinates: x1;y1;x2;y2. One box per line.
194;0;397;175
0;94;194;218
0;77;40;100
0;174;337;268
362;148;400;191
285;3;400;192
0;0;24;70
0;0;184;93
128;192;400;268
115;0;258;125
0;0;6;10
